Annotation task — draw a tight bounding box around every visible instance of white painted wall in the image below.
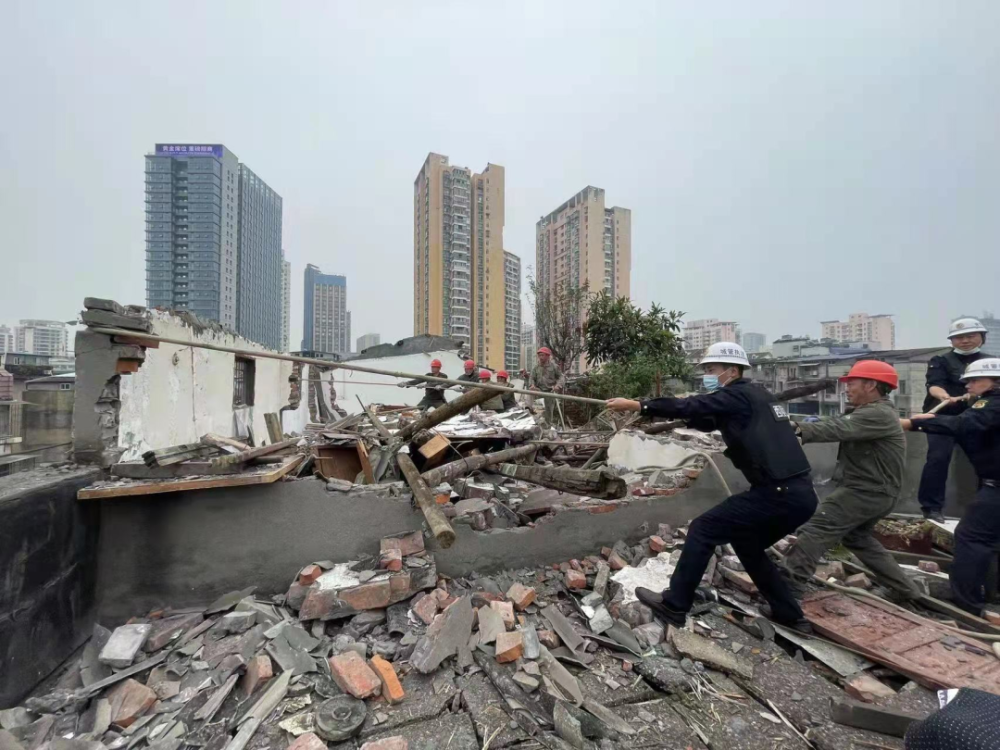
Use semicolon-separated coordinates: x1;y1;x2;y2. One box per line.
117;311;294;460
330;351;467;415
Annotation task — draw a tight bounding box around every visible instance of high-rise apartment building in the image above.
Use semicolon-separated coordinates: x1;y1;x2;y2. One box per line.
302;265;350;356
357;333;381;352
145;144;283;350
821;313;895;351
280;257;291;352
742;332;766;354
15;320;69;357
682;319;741;352
521;325;536;376
413;153;510;370
504;252;522;373
0;325;14;355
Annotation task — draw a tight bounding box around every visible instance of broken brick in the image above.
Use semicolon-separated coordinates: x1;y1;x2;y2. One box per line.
648;535;667;554
381;531;425;557
412;594;439;625
600;547;613;559
287;582;309;610
495;631;524;663
845;573;872;589
846;673;896;703
537;629;561;648
360;738;409;750
506;583;536;611
471;591;504;609
564;570;587;590
490;600;515;629
241;654;273;697
328;651;382;699
340;580;393;611
100;624;152;668
607;551;629;571
773;538;792;555
143;612;203;652
569;559;582;571
816;561;846;581
657;524;673;539
299;564;323;586
288;732;328;750
721;568;757;594
380;549;403;572
917;560;941;574
107;678;157;729
369;655;405;705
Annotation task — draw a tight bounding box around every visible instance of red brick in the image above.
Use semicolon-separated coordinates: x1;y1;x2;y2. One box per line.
601;546;613;559
506;583;536;611
380;531;425;557
107;678;157;729
537;629;561;648
298;564;323;586
433;588;450;604
589;504;619;514
389;572;412;598
564;570;586;590
329;651;382;699
412;594;439;625
608;552;629;571
622;659;634;672
369;655;405;705
569;559;582;571
288;732;327;750
495;631;524;663
360;738;409;750
845;573;872;589
683;468;702;479
846;673;895;703
471;591;504;608
241;654;273;697
490;600;515;629
648;535;668;554
379;549;403;572
286;581;309;610
917;560;941;573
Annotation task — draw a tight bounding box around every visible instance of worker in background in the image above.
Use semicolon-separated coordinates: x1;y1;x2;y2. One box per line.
782;361;920;602
477;369;507;412
456;360;479;391
917;318;990;522
530;347;565;425
398;358;448;411
607;342;817;632
902;358;1000;616
497;370;517;412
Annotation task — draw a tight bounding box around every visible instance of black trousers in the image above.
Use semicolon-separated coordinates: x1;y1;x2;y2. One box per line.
663;475;818;624
917;433;955;515
951;485;1000;615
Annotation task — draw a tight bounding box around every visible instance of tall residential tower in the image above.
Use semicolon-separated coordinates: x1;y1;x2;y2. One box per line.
302;265;350;356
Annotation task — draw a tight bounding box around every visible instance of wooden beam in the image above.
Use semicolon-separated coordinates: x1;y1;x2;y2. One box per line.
264;413;283;444
395;387;499;441
497;464;628;500
417;433;451;467
209;438;300;467
357;396;392;439
201;433;252;452
112;461;246;479
829;699;924;738
397;453;456;549
79;456;303;500
420;444;538;488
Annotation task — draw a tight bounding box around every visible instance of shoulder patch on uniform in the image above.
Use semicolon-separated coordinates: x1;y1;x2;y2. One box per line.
770;403;790;421
972;399;988;409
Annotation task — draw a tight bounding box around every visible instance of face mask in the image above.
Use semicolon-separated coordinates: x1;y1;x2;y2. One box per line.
703;374;721;392
955;347;982;355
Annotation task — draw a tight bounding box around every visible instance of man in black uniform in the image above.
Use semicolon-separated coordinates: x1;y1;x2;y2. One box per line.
903;358;1000;616
399;358;449;410
917;318;990;522
607;342;817;630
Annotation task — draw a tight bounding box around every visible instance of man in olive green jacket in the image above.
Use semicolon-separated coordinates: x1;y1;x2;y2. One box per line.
782;361;920;601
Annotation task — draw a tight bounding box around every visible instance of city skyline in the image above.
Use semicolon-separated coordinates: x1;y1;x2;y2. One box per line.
4;4;998;354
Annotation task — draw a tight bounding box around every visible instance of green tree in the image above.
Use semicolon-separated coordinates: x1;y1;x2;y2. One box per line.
527;272;589;373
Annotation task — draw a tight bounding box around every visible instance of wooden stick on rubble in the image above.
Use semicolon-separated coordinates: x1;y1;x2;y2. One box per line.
420;444;538;487
395;386;500;440
396;453;457;549
210;438;300;467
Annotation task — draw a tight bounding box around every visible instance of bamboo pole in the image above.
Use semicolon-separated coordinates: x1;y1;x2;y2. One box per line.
397;453;456;548
86;326;608;407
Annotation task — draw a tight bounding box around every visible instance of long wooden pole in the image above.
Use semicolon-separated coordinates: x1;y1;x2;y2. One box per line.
86;326;608;407
420;444;538;487
397;453;456;549
395;386;498;440
210;438;299;467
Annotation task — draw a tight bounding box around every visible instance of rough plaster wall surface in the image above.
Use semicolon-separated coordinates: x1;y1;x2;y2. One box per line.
607;431;699;471
330;351;470;414
117;311;293;458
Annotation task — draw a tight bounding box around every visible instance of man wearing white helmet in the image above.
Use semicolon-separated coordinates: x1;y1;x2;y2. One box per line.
608;342;817;632
902;358;1000;616
916;318;990;522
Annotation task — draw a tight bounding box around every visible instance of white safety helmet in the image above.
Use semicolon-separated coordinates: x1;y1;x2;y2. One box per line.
948;318;988;339
960;358;1000;380
699;342;750;368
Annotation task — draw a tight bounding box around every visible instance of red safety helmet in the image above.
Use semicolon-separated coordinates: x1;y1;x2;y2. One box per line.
497;370;509;380
537;347;552;356
839;360;899;390
464;360;475;371
430;359;442;368
479;369;492;380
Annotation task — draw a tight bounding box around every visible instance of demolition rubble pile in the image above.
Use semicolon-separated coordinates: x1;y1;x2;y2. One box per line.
5;521;978;750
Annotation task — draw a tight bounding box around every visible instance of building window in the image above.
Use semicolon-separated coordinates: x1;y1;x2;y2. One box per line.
60;383;73;391
233;357;256;406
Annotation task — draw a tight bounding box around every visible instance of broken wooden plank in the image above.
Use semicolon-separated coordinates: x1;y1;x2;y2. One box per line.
112;461;248;479
498;464;627;500
395;386;499;441
829;699;922;738
916;594;1000;635
416;432;451;467
358;396;392;439
420;444;538;487
397;453;456;549
78;455;303;500
201;433;252;452
264;413;283;444
210;438;299;467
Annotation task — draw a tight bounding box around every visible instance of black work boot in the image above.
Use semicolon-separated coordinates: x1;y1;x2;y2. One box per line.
635;587;687;628
923;510;946;524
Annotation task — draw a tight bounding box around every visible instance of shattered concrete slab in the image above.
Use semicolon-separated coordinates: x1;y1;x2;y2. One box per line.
613;698;708;749
454;672;530;749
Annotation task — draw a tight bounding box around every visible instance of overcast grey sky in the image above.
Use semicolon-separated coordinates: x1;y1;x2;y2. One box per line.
3;2;998;351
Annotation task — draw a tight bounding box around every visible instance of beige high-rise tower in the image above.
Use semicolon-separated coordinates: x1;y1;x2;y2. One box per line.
413;153;515;371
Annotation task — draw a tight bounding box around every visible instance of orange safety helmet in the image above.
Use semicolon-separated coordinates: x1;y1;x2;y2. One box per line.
537;347;552;356
479;369;492;380
497;370;509;380
430;359;442;368
464;360;476;371
839;360;899;390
